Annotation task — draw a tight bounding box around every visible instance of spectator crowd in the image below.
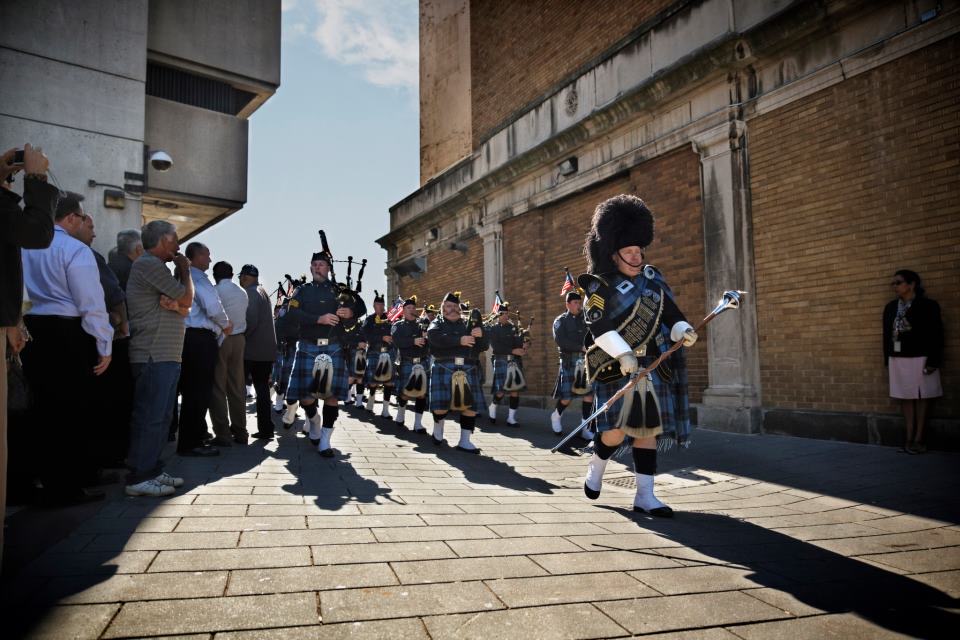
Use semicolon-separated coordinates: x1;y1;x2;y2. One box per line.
1;145;278;549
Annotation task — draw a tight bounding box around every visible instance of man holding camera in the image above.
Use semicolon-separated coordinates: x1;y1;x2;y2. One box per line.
1;144;57;561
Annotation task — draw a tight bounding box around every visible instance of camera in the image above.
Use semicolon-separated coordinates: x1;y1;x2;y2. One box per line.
149;150;173;172
9;149;24;166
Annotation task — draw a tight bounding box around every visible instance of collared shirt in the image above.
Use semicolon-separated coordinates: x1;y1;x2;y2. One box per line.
185;266;230;336
127;254;187;363
215;279;248;334
21;225;113;356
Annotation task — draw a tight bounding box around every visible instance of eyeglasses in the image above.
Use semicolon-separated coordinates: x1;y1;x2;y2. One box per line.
891;280;905;286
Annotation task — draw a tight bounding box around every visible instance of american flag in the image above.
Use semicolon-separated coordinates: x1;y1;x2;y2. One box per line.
490;291;504;315
386;297;405;322
561;268;576;295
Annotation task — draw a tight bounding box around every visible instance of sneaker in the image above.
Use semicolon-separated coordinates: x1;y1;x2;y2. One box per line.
155;472;184;487
126;479;176;497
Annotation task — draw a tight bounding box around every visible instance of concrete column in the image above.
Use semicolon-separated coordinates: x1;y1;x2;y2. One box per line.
691;120;762;433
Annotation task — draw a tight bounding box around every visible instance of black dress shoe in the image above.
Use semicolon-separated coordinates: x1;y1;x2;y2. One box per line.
633;505;674;518
455;445;481;455
233;436;249;445
432;436;446;447
318;448;335;458
252;431;274;440
309;438;320;446
178;446;220;457
583;483;601;500
413;427;427;434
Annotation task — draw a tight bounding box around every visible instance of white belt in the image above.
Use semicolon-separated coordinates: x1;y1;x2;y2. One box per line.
315;338;330;346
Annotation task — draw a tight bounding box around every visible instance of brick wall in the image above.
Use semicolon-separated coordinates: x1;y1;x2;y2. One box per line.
398;235;485;315
502;146;707;404
469;0;676;148
750;35;960;417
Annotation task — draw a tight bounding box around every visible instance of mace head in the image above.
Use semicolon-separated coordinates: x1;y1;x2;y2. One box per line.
712;290;747;315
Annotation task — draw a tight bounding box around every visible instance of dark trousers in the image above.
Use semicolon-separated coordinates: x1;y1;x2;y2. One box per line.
246;360;273;433
93;337;133;466
177;328;218;452
20;316;99;495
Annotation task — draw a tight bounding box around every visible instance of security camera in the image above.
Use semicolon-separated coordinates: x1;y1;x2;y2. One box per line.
149;150;173;172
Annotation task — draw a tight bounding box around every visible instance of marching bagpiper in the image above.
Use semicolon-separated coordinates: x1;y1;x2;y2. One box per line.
345;317;368;408
578;195;697;517
486;301;527;426
282;246;364;457
550;289;595;440
390;295;430;432
427;291;489;453
361;291;397;417
274;293;302;427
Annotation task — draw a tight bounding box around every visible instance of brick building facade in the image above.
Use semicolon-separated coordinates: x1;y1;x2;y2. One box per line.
381;0;959;448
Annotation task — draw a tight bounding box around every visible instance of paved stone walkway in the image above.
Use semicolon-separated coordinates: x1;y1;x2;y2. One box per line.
3;401;959;639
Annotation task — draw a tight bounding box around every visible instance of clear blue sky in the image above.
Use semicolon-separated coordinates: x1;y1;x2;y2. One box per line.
194;0;419;300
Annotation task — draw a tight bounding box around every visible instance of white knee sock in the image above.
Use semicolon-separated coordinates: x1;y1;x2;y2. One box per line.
433;419;444;441
413;412;424;430
283;402;298;425
633;473;667;511
507;408;518;424
365;394;375;412
318;426;334;451
550;409;562;433
394;405;406;423
308;412;322;439
585;454;609;493
488;402;497;420
458;428;476;450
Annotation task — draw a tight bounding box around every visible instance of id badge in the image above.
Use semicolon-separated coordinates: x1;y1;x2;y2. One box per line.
893;341;901;353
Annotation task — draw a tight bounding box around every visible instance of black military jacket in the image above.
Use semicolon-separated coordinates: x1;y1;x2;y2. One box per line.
285;278;358;342
361;313;393;350
487;321;523;356
552;311;587;353
427;317;489;360
391;318;429;359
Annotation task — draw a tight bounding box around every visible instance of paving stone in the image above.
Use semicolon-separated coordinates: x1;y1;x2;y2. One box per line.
392;555;549;584
419;513;533;526
628;565;789;595
524;511;633;524
596;591;786;635
103;592;317;637
149;547;311;572
216;618;429;639
321;581;503;622
175;516;306;532
865;547;960;573
637;629;742;640
565;532;683;551
307;514;425;529
861;514;954;534
74;517;181;534
239;528;375;547
487;571;657;607
86;531;240;551
193;494;305;505
529;549;682;574
312;541;456;565
486;522;610;538
422;602;627;639
810;529;960;556
773;522;889;541
248;504;362;516
458;503;562;514
741;587;831;617
19;603;120;640
448;536;582;558
185;484;254;494
227;563;397;595
40;571;229;604
121;504;247;518
372;525;496;543
356;504;464;514
22;551;157;577
731;612;916;639
907;569;960;598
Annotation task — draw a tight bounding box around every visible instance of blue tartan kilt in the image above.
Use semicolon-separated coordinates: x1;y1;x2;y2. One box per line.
429;362;486;413
490;356;527;394
363;348;397;386
553;353;591;400
285;340;350;402
396;358;430;397
592;358;674;434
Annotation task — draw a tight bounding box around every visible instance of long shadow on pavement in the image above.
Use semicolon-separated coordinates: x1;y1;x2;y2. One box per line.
596;507;959;638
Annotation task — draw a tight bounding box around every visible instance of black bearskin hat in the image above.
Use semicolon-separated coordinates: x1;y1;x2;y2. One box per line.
583;194;654;274
403;294;418;307
442;291;461;305
373;289;385;304
311;251;332;265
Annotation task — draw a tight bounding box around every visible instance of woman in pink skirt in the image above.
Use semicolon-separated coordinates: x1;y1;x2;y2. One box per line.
883;270;943;453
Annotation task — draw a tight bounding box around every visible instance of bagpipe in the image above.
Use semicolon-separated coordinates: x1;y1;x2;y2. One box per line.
370;289;396;384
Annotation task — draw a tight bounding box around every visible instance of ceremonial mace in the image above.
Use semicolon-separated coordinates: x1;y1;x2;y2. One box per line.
550;290;747;453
